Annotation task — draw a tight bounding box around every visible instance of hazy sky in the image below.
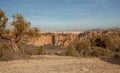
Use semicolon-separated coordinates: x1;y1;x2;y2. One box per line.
0;0;120;31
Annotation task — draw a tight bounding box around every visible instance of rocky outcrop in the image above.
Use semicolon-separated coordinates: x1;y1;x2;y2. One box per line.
27;32;78;47
27;28;120;48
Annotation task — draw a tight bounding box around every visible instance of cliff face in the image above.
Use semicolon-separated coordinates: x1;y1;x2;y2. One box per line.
28;34;52;46
54;33;77;47
27;33;78;47
25;29;120;49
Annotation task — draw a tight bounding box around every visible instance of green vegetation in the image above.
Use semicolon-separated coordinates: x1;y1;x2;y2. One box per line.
0;9;120;60
0;9;8;37
0;9;40;60
59;30;120;58
19;45;46;55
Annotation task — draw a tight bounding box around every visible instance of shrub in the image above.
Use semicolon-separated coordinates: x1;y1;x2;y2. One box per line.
43;44;54;49
0;43;15;60
77;40;91;56
64;38;91;56
91;35;111;48
63;36;115;57
113;53;120;59
90;47;113;57
37;46;45;55
18;42;46;55
65;45;79;56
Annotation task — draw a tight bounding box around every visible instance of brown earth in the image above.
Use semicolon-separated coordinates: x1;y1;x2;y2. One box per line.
0;55;120;73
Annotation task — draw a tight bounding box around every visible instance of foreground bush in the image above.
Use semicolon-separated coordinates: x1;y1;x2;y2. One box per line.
0;43;18;60
89;47;113;57
18;42;46;55
59;39;91;56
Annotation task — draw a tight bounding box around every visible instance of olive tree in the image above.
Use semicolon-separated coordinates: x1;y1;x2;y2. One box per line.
27;27;40;40
10;13;30;58
0;9;40;59
0;9;8;37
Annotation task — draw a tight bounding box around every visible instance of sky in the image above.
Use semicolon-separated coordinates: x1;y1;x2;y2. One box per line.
0;0;120;31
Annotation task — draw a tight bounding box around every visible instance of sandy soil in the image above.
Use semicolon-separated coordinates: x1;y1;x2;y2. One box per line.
0;55;120;73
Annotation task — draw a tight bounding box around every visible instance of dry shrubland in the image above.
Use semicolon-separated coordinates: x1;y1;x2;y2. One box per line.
0;9;120;61
59;29;120;58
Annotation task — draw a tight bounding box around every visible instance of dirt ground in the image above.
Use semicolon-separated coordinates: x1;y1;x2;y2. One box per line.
0;55;120;73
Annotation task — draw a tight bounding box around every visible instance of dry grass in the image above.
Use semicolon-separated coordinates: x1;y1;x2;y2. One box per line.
0;55;120;73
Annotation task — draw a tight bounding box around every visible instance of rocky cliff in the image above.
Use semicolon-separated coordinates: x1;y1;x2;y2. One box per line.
27;32;79;47
27;29;120;48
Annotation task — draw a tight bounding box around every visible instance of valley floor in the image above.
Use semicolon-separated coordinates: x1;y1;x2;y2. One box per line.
0;55;120;73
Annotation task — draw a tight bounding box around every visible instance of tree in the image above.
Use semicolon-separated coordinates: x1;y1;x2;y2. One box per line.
10;13;40;59
27;27;40;40
9;13;30;58
0;9;8;37
11;13;30;43
0;10;40;59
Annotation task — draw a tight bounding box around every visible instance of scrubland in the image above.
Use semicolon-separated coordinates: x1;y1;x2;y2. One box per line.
0;9;120;73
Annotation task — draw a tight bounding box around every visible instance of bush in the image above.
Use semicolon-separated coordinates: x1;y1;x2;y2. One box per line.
63;38;91;56
77;40;91;56
0;44;6;57
91;35;111;48
43;44;54;49
0;43;15;60
37;46;45;55
63;37;114;57
113;53;120;59
65;45;79;56
90;47;113;57
18;43;46;55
